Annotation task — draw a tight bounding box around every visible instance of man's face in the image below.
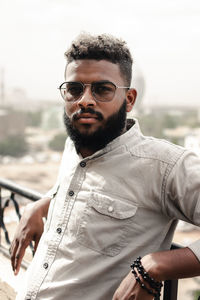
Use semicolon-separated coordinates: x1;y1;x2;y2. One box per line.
63;59;136;153
64;59;135;135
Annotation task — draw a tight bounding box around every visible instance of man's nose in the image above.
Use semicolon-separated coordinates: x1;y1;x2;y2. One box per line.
77;86;96;107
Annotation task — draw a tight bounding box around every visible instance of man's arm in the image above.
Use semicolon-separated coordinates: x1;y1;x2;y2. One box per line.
142;247;200;280
10;197;51;275
112;247;200;300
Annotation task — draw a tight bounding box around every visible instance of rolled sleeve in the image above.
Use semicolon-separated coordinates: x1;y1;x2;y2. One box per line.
164;150;200;226
164;150;200;260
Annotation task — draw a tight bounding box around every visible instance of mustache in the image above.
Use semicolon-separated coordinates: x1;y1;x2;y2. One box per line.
72;107;104;121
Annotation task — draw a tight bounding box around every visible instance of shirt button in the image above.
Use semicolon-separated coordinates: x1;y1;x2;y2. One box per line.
43;262;49;269
56;227;62;234
68;190;74;197
108;206;114;213
80;161;86;168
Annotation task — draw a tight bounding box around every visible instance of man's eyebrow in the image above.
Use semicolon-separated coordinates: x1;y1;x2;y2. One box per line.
93;80;113;84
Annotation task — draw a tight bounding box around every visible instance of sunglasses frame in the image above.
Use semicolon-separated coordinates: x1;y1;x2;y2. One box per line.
58;81;130;102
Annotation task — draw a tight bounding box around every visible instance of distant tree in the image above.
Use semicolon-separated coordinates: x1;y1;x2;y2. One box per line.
0;135;29;157
48;133;67;152
193;289;200;300
162;114;178;129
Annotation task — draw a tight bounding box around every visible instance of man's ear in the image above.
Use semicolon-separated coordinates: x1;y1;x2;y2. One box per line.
126;89;137;112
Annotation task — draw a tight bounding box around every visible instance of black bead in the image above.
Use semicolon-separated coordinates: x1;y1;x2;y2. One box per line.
136;277;139;282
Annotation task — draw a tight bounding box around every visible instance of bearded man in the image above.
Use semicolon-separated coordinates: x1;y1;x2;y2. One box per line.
11;33;200;300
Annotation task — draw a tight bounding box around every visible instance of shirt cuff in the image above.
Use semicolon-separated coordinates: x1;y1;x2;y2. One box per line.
188;239;200;261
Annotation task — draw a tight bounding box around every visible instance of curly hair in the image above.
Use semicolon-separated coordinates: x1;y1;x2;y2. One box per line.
64;33;133;86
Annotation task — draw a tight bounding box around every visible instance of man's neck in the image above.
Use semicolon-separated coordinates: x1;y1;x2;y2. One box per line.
79;147;96;158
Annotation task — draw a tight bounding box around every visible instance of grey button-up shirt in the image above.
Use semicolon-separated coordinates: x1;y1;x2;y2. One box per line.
17;119;200;300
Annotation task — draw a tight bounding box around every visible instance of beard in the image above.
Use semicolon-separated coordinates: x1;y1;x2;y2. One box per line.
63;100;127;154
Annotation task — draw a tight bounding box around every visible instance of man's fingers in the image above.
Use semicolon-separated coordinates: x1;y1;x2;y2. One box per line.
34;238;40;252
14;251;24;275
13;238;30;275
34;230;43;252
10;240;19;271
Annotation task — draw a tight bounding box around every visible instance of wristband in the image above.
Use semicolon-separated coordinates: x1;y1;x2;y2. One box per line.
130;256;163;300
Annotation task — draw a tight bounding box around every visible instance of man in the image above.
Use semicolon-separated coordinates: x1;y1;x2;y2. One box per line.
10;33;200;300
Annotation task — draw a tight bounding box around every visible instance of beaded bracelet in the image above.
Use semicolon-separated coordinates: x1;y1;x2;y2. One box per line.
131;268;159;299
130;256;163;300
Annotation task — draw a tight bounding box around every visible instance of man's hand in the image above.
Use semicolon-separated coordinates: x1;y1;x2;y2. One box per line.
10;197;51;275
113;246;200;300
112;270;154;300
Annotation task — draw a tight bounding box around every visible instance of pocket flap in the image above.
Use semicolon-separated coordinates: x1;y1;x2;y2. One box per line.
89;193;138;219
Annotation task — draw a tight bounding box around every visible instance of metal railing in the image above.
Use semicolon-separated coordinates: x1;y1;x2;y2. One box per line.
0;178;42;267
0;178;180;299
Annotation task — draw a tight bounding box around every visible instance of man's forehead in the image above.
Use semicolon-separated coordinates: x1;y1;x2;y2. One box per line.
65;59;118;72
65;59;123;83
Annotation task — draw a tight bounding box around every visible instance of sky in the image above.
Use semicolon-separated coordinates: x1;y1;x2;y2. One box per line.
0;0;200;107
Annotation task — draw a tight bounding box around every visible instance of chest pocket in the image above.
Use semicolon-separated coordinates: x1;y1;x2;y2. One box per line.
77;192;138;256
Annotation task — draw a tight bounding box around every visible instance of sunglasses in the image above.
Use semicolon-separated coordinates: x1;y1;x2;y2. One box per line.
58;81;130;102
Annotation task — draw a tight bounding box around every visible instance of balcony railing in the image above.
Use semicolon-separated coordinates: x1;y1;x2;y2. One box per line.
0;178;180;299
0;178;42;268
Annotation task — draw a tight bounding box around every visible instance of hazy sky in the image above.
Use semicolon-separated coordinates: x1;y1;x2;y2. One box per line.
1;0;200;107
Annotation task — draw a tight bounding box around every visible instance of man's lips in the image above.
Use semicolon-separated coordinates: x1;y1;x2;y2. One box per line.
76;113;98;119
74;113;100;124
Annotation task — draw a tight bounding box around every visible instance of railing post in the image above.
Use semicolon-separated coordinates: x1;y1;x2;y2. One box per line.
163;279;178;300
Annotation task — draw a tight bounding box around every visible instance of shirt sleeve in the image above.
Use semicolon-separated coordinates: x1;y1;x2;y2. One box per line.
164;150;200;260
